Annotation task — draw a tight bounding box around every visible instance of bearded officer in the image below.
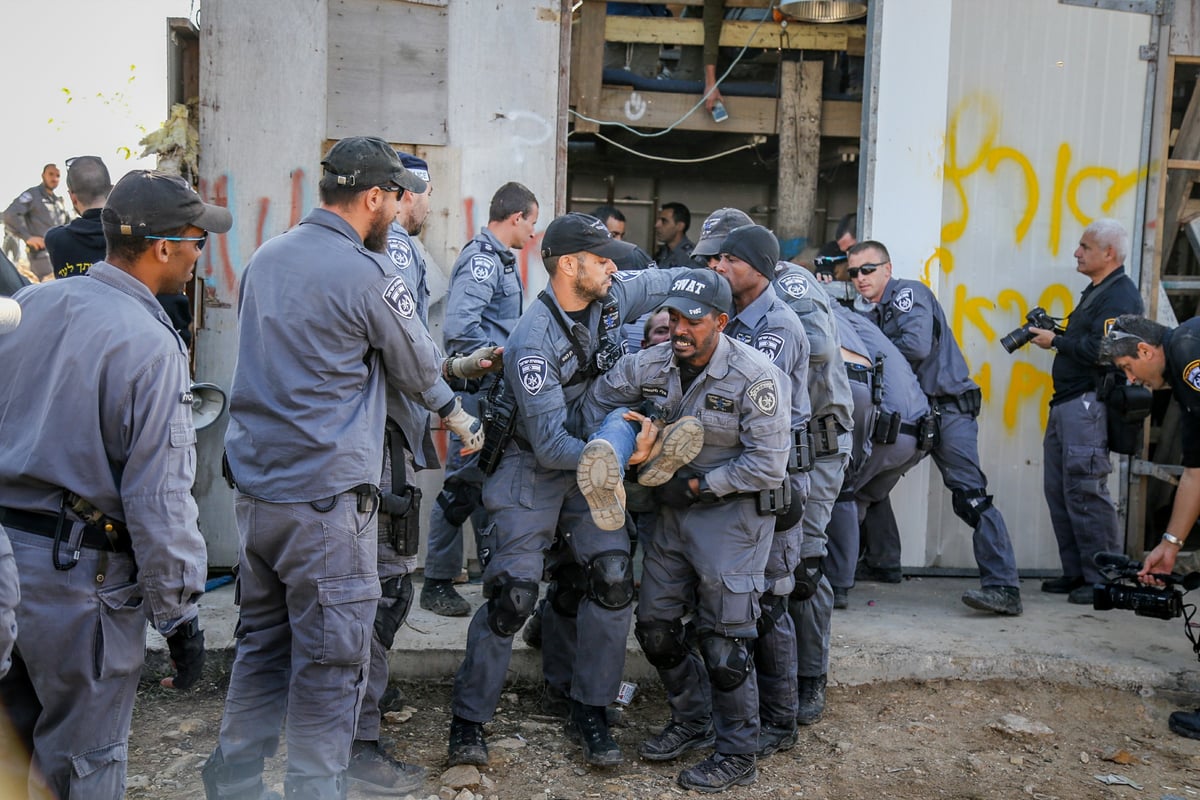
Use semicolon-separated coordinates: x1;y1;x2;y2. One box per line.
849;239;1021;615
588;267;790;792
207;138;488;800
0;170;227;798
448;213;688;769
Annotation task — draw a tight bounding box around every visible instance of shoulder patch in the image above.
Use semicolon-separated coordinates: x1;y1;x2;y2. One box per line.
755;332;785;361
1184;359;1200;393
778;274;809;299
613;270;641;283
382;276;416;319
518;355;549;395
471;254;496;282
893;287;914;313
747;378;779;416
386;236;413;270
17;191;31;203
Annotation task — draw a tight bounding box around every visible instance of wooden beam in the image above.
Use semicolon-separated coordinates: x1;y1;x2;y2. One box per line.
585;86;860;138
776;59;823;258
603;16;864;51
571;0;607;135
1162;80;1200;265
556;0;572;215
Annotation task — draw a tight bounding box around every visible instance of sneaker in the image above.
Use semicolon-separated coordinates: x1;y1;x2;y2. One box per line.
677;752;757;793
854;563;902;584
638;718;715;762
637;416;704;487
577;439;627;531
568;701;623;767
1169;709;1200;740
1040;575;1084;594
1067;585;1095;605
447;717;488;766
420;579;470;617
348;740;426;795
756;722;798;757
961;586;1023;616
832;585;849;610
796;674;827;726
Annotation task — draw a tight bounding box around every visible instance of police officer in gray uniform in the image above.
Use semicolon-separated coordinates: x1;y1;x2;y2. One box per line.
422;182;540;617
849;240;1022;615
826;303;932;607
695;215;810;756
772;259;854;724
0;306;20;684
0;170;223;798
589;267;791;792
3;163;70;281
448;213;685;769
383;153;435;325
209;138;488;800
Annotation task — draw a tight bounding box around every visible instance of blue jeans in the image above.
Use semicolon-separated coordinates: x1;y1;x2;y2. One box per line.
592;408;638;476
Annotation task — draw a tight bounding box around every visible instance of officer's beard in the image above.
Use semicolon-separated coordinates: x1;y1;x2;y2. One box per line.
363;206;391;253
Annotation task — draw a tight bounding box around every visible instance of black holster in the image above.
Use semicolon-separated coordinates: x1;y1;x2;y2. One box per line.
790;424;813;473
478;374;517;476
917;410;939;453
872;411;901;445
382;423;420;557
808;414;841;457
756;481;791;517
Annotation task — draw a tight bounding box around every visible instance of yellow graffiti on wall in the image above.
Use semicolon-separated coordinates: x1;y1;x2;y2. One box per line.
936;93;1148;434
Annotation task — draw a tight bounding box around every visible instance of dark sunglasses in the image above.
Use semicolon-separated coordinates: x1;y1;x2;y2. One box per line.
847;261;888;279
145;233;209;251
1105;328;1142;344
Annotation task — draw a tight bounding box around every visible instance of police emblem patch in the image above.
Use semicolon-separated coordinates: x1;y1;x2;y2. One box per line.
778;274;809;299
894;287;914;313
471;254;495;282
382;276;416;320
1184;359;1200;393
518;355;549;395
613;270;640;283
747;378;778;416
755;333;784;361
387;237;413;270
705;394;735;413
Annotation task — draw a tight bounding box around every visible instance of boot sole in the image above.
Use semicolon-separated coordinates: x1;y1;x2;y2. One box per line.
637;731;716;762
348;771;426;795
677;766;757;793
961;593;1023;616
447;746;488;767
638;418;704;487
577;440;626;531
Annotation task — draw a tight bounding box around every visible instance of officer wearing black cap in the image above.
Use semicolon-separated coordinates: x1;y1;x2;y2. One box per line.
209;137;493;800
448;212;690;769
588;267;791;792
0;169;228;798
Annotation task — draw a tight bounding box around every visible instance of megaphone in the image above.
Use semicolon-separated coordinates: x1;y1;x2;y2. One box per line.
190;382;227;431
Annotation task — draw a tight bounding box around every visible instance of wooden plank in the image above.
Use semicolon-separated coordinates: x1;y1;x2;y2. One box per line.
572;0;608;135
585;87;859;137
556;0;572;214
1166;158;1200;170
603;16;862;51
776;59;822;257
1162;78;1200;265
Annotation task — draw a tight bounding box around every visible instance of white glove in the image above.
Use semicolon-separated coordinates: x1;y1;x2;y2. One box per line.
447;346;504;380
442;396;486;454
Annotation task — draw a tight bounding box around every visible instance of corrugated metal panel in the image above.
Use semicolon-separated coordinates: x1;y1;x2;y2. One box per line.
923;0;1151;570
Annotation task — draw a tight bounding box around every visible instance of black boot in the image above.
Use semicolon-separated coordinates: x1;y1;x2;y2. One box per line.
282;773;344;800
448;716;489;766
347;740;425;794
797;674;827;725
201;749;279;800
677;752;757;792
568;700;623;767
637;718;715;762
419;578;470;616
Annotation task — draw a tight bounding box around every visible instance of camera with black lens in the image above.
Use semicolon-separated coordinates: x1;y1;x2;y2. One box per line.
1000;306;1062;354
813;254;847;277
1091;552;1195;620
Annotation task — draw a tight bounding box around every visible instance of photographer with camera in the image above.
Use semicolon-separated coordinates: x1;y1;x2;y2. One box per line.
1023;219;1142;604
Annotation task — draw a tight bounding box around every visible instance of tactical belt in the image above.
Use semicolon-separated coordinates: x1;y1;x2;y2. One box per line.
898;421;921;438
0;506;132;553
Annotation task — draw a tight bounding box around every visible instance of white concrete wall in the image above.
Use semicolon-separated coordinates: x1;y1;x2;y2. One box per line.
868;0;1151;571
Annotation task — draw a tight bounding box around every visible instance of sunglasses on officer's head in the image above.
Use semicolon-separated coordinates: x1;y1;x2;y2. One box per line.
1106;328;1142;344
848;262;888;279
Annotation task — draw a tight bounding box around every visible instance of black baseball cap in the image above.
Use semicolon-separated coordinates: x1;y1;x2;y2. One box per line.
662;268;732;319
721;224;780;279
397;151;430;184
101;170;233;237
693;207;754;257
321;137;426;193
540;212;636;261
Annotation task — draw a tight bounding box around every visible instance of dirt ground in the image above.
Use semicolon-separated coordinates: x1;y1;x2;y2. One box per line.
125;672;1200;800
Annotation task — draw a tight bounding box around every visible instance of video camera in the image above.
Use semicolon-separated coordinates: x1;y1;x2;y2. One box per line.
1091;552;1199;620
1000;307;1063;354
813;254;847;277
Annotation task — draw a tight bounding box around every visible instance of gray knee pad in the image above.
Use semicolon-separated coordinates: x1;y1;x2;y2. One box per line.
699;633;753;692
587;549;634;610
546;562;588;618
951;488;992;529
484;578;539;638
756;594;787;637
635;619;688;670
373;574;413;650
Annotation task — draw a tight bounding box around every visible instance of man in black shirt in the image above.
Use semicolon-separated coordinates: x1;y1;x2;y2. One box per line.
1100;313;1200;739
1027;219;1142;603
